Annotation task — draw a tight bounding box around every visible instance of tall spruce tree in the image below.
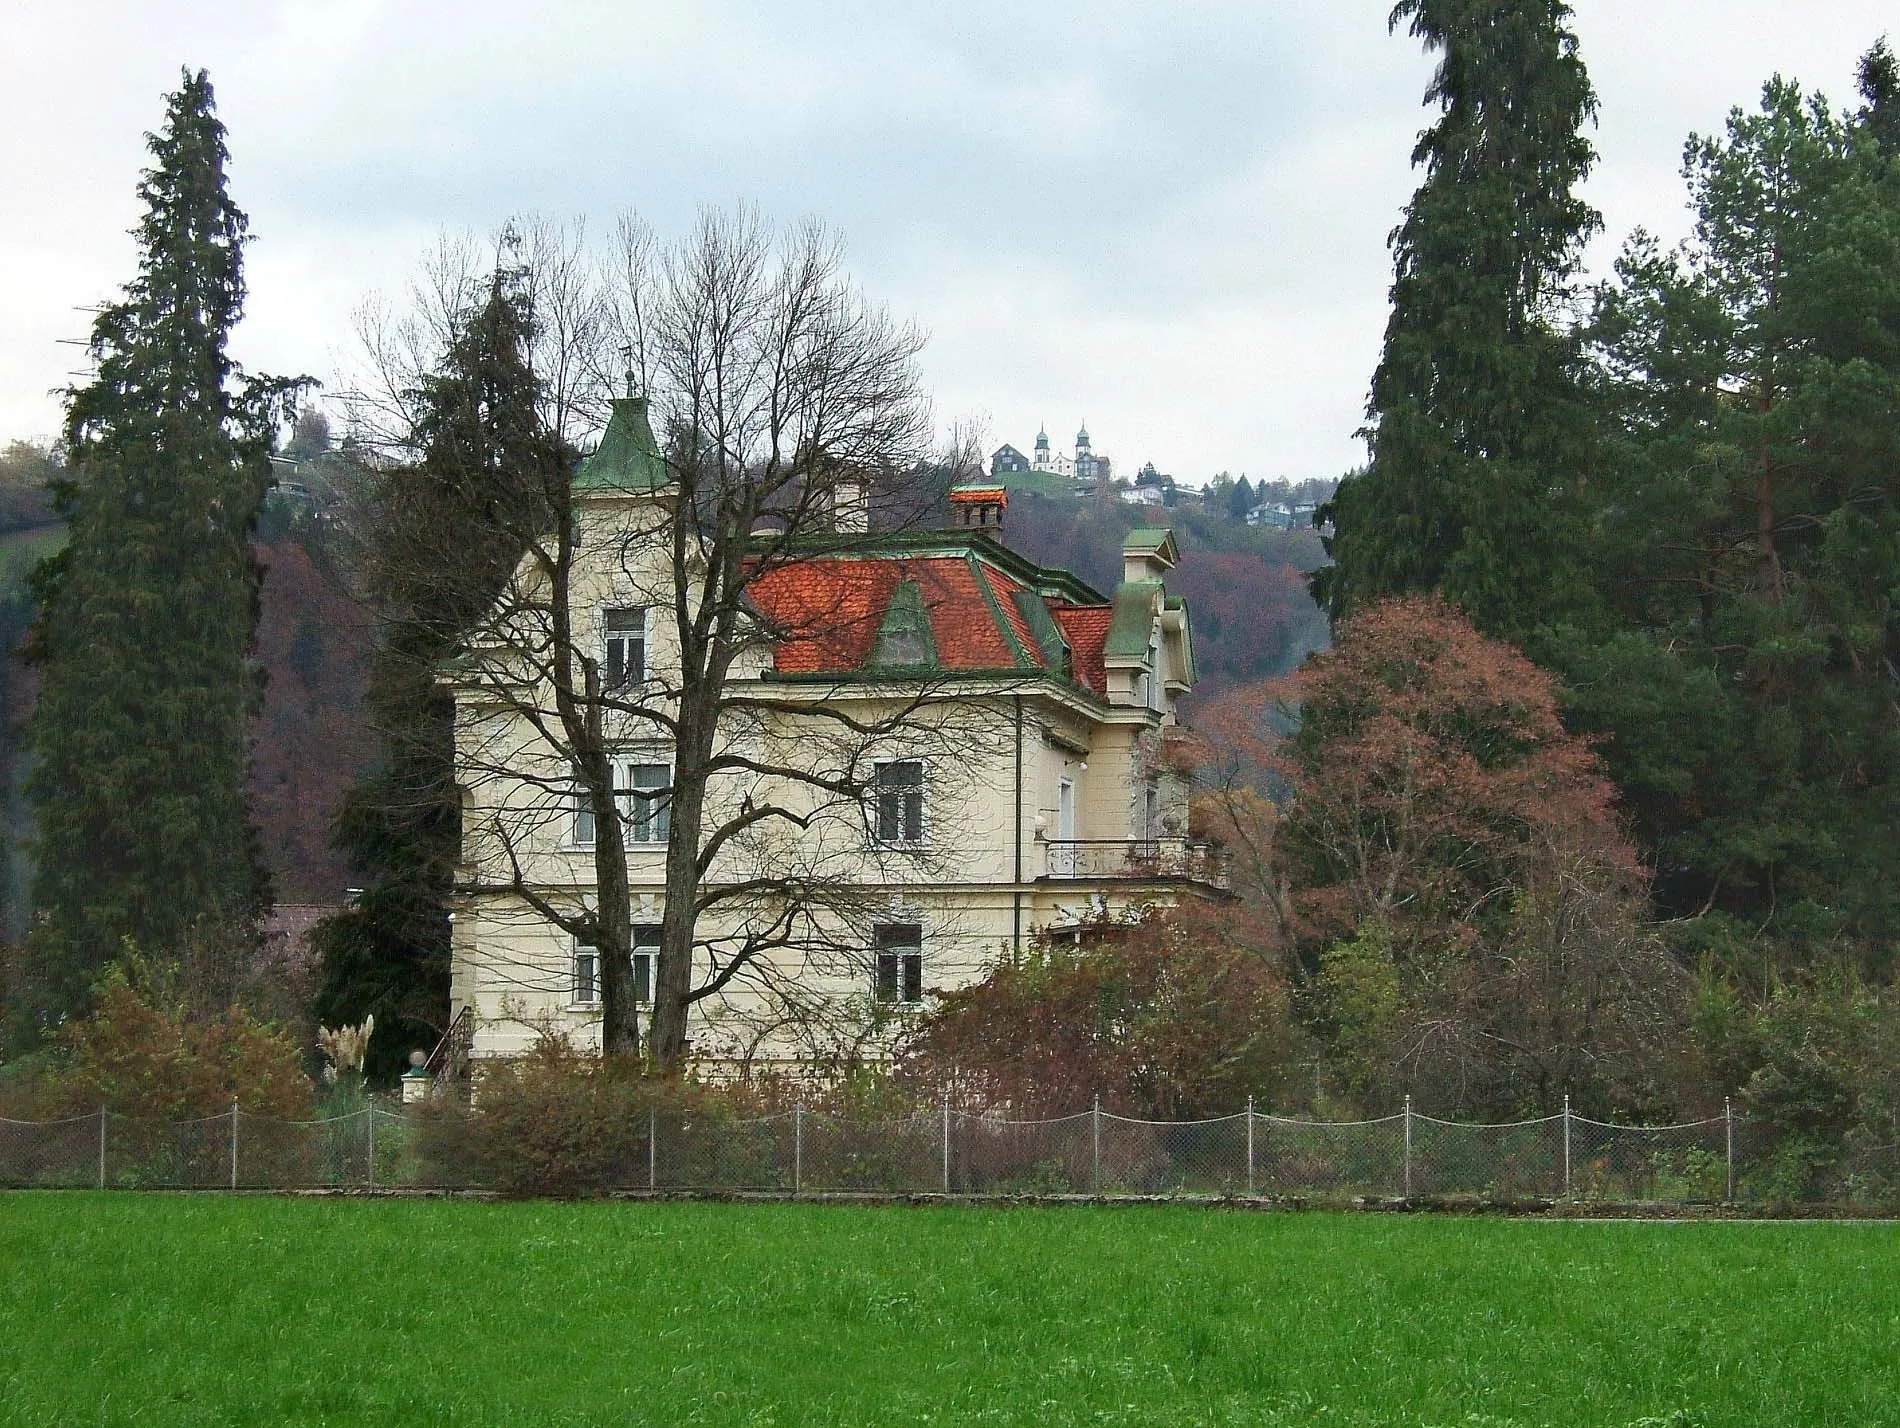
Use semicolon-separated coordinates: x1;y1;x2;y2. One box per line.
313;269;557;1079
1315;0;1601;642
17;71;302;1033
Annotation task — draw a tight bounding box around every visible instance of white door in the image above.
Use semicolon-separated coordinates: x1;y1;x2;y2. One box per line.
1057;777;1076;842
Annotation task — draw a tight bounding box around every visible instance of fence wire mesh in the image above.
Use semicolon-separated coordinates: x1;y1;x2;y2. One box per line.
0;1102;1871;1204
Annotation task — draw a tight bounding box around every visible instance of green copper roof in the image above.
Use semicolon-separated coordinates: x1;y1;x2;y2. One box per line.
1123;527;1178;562
1105;580;1163;659
576;396;669;495
869;578;940;670
1011;587;1072;670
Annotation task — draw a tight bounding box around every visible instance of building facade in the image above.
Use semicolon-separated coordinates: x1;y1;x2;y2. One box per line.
444;399;1218;1071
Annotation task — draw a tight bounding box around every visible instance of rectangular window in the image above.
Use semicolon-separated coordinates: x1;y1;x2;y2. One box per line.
1144;783;1160;841
633;926;659;1005
573;764;597;847
624;762;671;844
573;941;600;1005
1057;776;1076;843
873;923;924;1003
604;608;646;688
874;760;925;844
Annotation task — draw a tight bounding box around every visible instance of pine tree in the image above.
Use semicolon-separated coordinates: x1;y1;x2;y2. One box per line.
1315;0;1601;642
1859;38;1900;155
312;270;557;1079
1570;73;1900;965
17;71;303;1033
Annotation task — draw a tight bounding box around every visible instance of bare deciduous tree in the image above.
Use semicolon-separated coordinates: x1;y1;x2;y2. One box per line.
351;210;1008;1071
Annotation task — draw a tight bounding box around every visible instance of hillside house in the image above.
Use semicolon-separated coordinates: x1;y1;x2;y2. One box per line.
443;398;1221;1071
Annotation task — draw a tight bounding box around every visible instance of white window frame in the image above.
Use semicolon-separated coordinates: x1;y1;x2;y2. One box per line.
572;752;672;850
573;929;658;1009
603;606;648;690
872;922;925;1004
571;763;598;849
1057;776;1077;843
572;938;600;1008
632;925;659;1006
871;758;927;847
621;757;672;846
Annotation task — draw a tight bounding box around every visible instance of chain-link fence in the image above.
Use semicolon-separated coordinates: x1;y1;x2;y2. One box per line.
0;1097;1795;1203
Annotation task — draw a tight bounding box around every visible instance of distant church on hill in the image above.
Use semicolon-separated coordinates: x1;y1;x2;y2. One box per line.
992;422;1111;487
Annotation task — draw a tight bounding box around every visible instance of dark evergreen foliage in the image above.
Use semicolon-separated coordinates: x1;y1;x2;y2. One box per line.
313;272;557;1080
1315;0;1601;642
1570;73;1900;969
1859;37;1900;155
15;71;304;1036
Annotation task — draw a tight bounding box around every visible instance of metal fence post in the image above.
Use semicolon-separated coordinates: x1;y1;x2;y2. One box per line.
941;1099;951;1195
1246;1095;1256;1197
1091;1096;1102;1194
1402;1094;1413;1200
229;1098;239;1191
97;1105;107;1190
1562;1093;1572;1199
793;1102;803;1196
1725;1096;1735;1202
366;1106;376;1189
648;1105;657;1191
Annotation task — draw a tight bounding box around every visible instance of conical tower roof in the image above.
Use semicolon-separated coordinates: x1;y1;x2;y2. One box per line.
575;395;669;494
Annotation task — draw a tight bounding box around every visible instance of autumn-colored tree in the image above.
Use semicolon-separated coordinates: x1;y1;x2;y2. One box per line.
52;959;312;1120
1197;597;1690;1117
902;900;1296;1119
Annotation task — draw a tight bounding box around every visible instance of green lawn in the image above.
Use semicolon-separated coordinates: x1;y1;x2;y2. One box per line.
1;1197;1893;1426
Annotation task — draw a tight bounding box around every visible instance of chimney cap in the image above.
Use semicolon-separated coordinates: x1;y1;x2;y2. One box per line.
948;481;1007;536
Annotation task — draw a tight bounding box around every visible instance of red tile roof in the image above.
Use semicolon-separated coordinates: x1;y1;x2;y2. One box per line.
749;558;899;674
1051;604;1113;696
749;548;1108;692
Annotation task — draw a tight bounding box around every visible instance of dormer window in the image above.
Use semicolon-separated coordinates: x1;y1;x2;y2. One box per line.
604;608;646;688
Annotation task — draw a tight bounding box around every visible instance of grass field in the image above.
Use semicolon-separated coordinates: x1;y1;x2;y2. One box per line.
1;1196;1895;1427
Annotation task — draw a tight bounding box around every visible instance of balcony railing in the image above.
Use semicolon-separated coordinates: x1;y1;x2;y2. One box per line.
1042;838;1229;888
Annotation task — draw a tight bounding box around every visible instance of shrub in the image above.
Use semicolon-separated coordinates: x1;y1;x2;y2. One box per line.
903;900;1297;1118
414;1037;703;1196
51;960;312;1120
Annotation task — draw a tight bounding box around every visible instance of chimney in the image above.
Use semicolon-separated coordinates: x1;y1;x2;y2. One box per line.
948;481;1008;539
1121;527;1179;584
832;476;867;534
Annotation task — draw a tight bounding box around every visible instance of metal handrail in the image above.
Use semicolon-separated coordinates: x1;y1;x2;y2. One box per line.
1042;837;1229;887
423;1005;474;1092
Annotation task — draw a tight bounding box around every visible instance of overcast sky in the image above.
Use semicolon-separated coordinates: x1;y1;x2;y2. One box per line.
3;2;1890;482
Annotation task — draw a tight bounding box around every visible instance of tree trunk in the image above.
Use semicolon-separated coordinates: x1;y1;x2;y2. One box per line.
649;688;719;1072
592;796;640;1061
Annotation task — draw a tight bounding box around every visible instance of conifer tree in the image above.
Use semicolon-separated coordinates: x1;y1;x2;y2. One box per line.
1859;38;1900;155
1315;0;1601;642
313;268;559;1079
17;71;303;1032
1572;71;1900;961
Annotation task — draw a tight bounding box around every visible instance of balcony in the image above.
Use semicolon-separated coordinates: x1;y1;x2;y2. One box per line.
1041;838;1229;889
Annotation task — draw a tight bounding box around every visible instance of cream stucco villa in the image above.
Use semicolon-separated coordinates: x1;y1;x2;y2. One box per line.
442;397;1225;1073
